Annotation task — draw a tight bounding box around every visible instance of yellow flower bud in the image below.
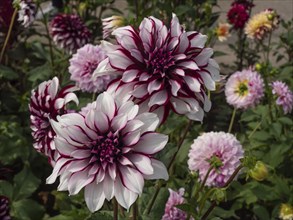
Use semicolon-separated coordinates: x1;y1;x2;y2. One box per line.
248;161;268;181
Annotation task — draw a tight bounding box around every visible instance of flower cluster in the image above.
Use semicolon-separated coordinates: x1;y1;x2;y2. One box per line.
94;13;220;123
188;132;244;187
227;0;254;29
47;92;169;212
29;77;78;164
271;81;293;114
50;14;91;53
0;196;11;220
17;0;36;28
102;15;125;39
225;69;264;109
245;9;279;40
69;44;115;93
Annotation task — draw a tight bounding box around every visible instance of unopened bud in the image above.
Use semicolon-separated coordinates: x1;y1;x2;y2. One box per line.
279;203;293;220
255;63;262;72
212;189;226;203
248;161;268;181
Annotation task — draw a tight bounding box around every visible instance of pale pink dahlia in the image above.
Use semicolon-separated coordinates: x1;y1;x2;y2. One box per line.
69;44;115;93
29;77;78;164
17;0;36;28
271;81;293;114
188;132;244;187
94;13;220;123
47;92;169;212
162;188;188;220
225;69;264;109
50;14;91;53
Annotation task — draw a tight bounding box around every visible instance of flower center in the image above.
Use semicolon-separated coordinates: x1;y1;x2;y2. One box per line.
83;61;98;76
236;80;249;96
90;132;121;164
148;48;174;76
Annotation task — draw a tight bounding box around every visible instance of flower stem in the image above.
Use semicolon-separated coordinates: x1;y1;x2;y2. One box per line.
248;119;263;139
132;200;137;220
193;166;214;200
228;108;236;133
144;181;162;215
113;198;118;220
0;9;17;63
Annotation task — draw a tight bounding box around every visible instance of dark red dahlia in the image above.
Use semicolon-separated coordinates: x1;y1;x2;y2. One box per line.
29;77;78;164
50;14;91;53
227;0;254;29
0;196;11;220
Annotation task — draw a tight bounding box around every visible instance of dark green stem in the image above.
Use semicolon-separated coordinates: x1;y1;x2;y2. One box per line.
228;108;236;133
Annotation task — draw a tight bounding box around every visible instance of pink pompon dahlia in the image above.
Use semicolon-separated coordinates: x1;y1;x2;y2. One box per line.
69;44;115;93
17;0;36;28
0;196;11;220
29;77;78;164
50;14;91;54
188;132;244;187
47;92;169;212
162;188;188;220
225;69;264;109
271;81;293;114
94;13;220;123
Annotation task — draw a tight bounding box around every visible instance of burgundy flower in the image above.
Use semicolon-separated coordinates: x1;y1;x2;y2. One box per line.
94;14;220;123
29;77;78;164
227;1;253;29
0;196;11;220
50;14;91;53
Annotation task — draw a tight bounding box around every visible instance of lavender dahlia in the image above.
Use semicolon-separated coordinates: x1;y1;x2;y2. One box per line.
271;81;293;114
69;44;115;93
188;132;244;187
29;77;78;164
94;13;220;123
225;69;264;109
17;0;36;28
50;14;91;53
47;92;169;212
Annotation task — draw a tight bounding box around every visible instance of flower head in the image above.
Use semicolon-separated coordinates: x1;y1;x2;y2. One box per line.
216;23;231;42
227;1;253;29
0;196;11;220
50;14;91;53
271;81;293;114
102;15;125;39
225;69;264;109
279;204;293;220
162;188;188;220
29;77;78;164
245;9;279;40
69;44;115;93
95;14;220;123
47;92;169;212
188;132;244;187
17;0;36;28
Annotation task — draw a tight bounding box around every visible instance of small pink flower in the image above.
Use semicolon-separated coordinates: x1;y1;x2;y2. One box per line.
188;132;244;187
225;69;264;109
47;92;169;212
69;44;115;93
271;81;293;114
29;77;78;164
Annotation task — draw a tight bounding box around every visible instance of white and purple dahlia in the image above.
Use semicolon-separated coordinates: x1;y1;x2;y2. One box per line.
271;81;293;114
188;132;244;187
69;44;115;93
225;69;264;109
94;13;220;123
47;92;169;212
162;188;188;220
29;77;78;164
17;0;36;28
50;14;91;53
0;196;11;220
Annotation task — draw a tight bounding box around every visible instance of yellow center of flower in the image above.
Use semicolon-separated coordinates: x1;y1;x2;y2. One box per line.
236;80;249;96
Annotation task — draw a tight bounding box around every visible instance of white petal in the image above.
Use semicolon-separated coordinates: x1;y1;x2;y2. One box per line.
118;101;139;120
148;90;168;107
144;159;168;181
84;183;106;212
96;92;116;120
94;111;109;133
119;166;144;194
171;98;191;114
184;76;201;92
121;69;139;83
103;174;115;200
111;113;128;131
169;80;181;96
128;154;154;175
54;137;76;156
178;60;199;70
199;72;215;91
134;112;159;133
68;170;94;195
194;48;213;66
122;120;144;135
46;158;69;184
123;129;141;146
132;84;148;98
108;50;133;70
132;133;168;154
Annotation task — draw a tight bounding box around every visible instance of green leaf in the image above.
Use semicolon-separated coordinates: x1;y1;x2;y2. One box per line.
0;65;18;80
13;165;41;200
28;62;52;84
253;205;270;220
0;180;13;198
12;199;44;220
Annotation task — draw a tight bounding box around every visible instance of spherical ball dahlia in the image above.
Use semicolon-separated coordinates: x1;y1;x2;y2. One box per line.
50;14;91;54
227;3;250;29
69;44;115;93
225;69;264;109
0;196;11;220
188;132;244;187
17;0;36;28
29;77;78;164
47;92;169;212
162;188;188;220
94;14;220;123
271;81;293;114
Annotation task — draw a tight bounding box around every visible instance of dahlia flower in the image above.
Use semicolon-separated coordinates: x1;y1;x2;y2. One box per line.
17;0;36;28
47;92;169;212
279;204;293;220
188;132;244;187
102;15;125;39
69;44;115;93
227;1;253;29
245;9;279;40
216;23;231;42
225;69;264;109
29;77;78;164
162;188;188;220
271;81;293;114
94;14;220;123
0;196;11;220
50;14;91;53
